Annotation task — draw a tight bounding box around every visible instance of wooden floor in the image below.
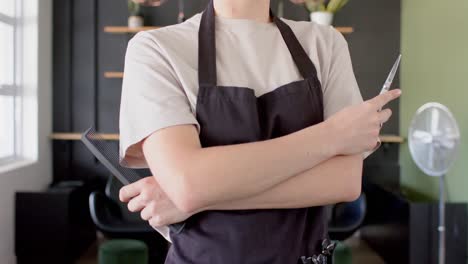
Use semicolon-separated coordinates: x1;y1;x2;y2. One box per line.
77;232;386;264
344;232;386;264
77;247;98;264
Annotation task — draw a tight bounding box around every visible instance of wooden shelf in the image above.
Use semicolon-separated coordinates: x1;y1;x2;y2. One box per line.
51;133;404;143
335;27;354;34
104;26;353;34
104;71;124;79
379;135;405;144
50;133;119;141
104;26;161;33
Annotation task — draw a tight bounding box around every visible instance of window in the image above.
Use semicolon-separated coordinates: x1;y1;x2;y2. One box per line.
0;1;22;164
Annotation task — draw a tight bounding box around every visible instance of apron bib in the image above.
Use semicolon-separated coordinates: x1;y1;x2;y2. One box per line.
166;1;332;263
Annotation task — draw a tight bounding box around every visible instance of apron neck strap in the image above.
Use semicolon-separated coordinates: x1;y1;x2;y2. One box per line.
198;0;217;87
198;0;318;87
271;14;319;80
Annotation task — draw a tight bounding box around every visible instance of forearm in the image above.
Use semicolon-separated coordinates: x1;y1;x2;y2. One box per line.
204;154;363;211
144;122;336;213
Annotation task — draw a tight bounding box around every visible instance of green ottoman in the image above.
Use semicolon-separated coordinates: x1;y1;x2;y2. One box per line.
332;242;352;264
99;239;148;264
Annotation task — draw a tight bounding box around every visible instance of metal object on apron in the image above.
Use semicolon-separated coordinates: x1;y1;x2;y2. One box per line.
165;1;333;263
298;239;336;264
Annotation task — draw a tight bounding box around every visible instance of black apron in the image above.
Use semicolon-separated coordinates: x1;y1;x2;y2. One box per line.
166;1;334;263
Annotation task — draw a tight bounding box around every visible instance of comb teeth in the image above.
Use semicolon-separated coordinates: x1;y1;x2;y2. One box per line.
81;127;142;184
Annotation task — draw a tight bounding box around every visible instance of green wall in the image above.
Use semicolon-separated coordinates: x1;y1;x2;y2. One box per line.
401;0;468;201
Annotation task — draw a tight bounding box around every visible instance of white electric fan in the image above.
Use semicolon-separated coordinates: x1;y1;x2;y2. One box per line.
408;102;461;264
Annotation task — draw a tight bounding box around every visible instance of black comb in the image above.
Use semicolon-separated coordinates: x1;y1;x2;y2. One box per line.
81;127;186;234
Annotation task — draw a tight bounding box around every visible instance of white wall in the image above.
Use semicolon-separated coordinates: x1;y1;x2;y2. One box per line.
0;1;52;263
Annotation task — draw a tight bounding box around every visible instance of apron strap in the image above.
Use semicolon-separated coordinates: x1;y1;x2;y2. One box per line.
198;0;217;87
198;0;319;86
271;14;319;80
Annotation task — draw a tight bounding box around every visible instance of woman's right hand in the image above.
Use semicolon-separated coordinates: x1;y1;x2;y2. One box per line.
325;89;401;156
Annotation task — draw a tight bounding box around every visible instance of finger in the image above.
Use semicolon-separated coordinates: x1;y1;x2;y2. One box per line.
119;184;141;202
119;178;150;202
127;195;148;212
378;108;392;124
369;89;401;110
140;202;156;221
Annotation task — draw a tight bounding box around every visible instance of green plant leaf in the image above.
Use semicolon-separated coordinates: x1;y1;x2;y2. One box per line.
304;0;325;12
326;0;347;13
336;0;349;12
127;0;140;16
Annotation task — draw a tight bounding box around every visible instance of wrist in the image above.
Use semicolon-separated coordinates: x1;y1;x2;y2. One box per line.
319;120;340;157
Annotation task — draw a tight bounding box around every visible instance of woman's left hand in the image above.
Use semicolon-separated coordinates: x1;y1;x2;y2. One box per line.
119;176;192;228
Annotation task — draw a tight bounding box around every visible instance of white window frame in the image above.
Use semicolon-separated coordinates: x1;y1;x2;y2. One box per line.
0;0;29;168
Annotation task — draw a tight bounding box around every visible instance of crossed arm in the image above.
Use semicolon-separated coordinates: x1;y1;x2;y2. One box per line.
208;154;362;211
141;123;363;215
120;90;400;226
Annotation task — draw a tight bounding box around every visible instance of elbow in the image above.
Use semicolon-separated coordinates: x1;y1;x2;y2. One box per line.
342;180;362;202
341;159;363;202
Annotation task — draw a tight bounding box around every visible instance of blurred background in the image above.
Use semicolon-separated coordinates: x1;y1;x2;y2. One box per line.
0;0;467;263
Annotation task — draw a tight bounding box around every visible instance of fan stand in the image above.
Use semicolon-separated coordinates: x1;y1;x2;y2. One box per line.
408;102;460;264
438;175;446;264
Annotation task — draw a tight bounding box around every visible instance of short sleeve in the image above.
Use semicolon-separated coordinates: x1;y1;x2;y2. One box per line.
119;31;199;168
322;30;372;159
322;30;363;120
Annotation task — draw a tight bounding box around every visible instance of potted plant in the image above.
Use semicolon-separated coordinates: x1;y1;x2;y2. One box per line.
301;0;349;26
127;0;143;28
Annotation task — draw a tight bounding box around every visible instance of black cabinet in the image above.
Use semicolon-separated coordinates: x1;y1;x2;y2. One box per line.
15;182;96;264
361;184;467;264
409;203;467;264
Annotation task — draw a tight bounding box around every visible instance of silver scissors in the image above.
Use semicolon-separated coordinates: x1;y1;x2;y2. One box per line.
370;54;401;155
380;54;401;95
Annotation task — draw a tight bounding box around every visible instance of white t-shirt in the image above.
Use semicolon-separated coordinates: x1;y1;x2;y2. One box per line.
119;13;363;169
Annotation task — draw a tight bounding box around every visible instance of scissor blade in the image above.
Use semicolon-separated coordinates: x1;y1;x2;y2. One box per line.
385;54;402;84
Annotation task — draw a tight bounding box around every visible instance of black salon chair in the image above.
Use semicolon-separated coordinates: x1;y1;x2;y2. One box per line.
328;193;367;241
89;176;169;263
